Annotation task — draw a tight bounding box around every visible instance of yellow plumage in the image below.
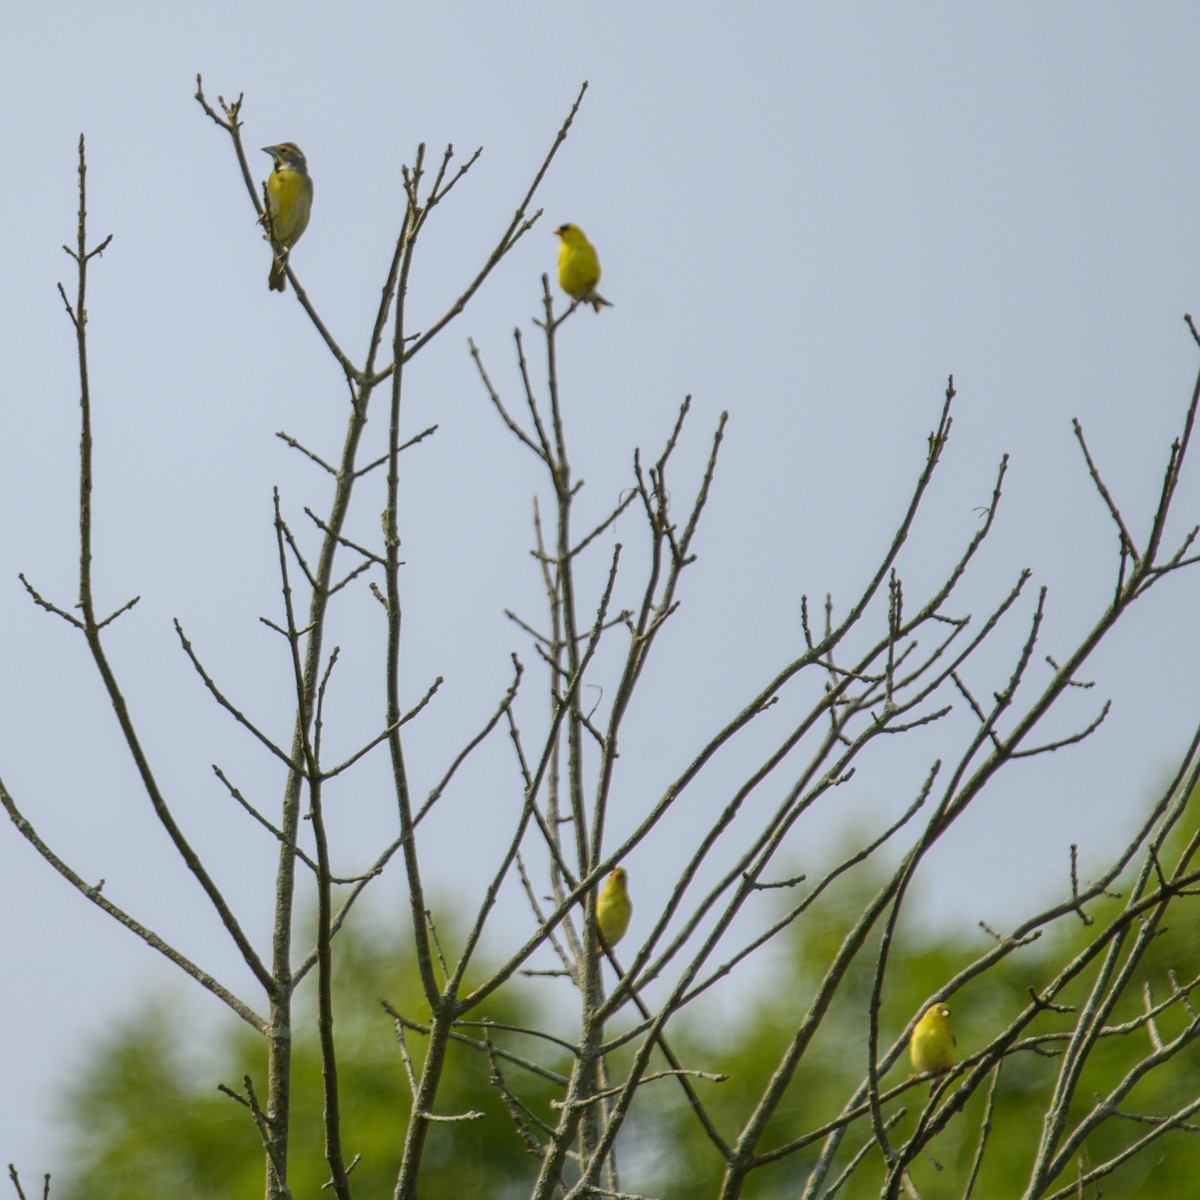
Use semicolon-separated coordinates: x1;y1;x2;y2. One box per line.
909;1003;956;1076
263;142;314;292
555;223;613;312
595;867;632;947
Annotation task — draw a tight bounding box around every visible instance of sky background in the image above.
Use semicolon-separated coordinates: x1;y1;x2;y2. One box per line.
3;0;1200;1174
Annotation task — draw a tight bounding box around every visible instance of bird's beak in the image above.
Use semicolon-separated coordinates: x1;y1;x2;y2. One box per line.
261;145;276;157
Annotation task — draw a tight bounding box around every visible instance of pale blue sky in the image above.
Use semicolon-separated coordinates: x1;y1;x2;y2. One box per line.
3;0;1200;1173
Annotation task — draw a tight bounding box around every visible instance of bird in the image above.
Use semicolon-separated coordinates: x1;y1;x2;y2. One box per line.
555;223;613;312
262;142;314;292
909;1003;956;1079
595;867;632;947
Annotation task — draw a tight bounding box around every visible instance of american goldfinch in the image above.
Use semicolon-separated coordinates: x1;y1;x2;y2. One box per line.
595;867;632;947
263;142;314;292
909;1003;956;1077
555;223;613;312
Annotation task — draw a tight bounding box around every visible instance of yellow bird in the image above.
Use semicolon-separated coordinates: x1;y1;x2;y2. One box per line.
263;142;314;292
909;1003;956;1078
595;867;632;947
555;223;613;312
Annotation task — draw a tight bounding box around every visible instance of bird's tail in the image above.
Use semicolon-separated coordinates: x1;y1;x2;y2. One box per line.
588;291;613;312
268;249;289;292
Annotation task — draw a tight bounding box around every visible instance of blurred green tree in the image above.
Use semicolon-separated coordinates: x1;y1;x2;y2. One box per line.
56;917;567;1200
56;821;1200;1200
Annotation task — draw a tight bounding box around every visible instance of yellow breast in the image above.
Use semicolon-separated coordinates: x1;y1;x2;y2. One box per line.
266;166;313;250
559;239;601;301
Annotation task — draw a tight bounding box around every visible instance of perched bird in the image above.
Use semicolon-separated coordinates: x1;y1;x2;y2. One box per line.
909;1003;956;1078
555;223;613;312
262;142;314;292
595;867;632;947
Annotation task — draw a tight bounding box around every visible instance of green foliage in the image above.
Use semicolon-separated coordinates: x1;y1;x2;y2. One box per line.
62;1003;258;1198
53;828;1200;1198
56;920;562;1200
618;840;1200;1199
